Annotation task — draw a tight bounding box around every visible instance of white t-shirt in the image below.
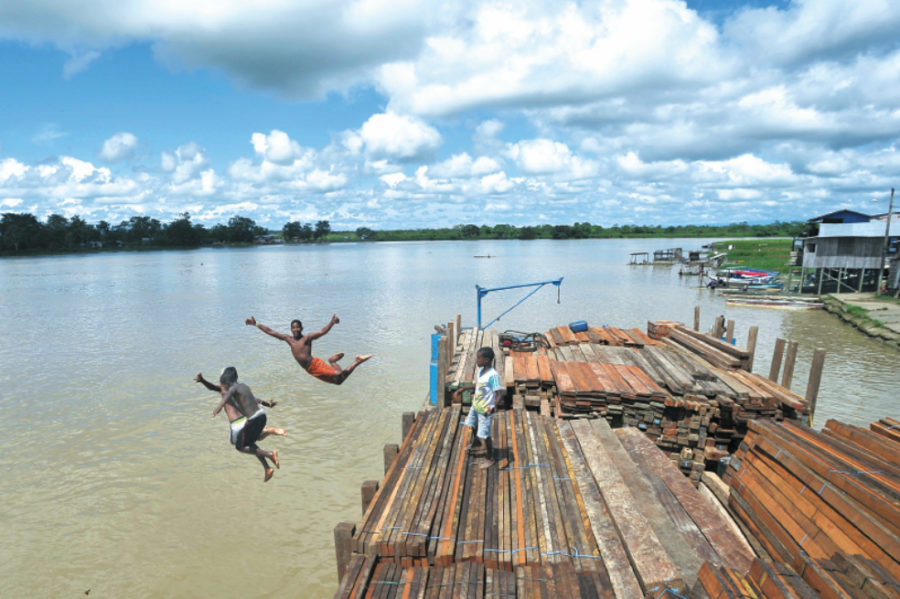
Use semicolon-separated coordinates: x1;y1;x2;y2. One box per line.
472;366;503;414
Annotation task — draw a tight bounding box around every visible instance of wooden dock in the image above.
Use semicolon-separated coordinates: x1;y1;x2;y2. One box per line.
335;411;900;598
333;320;897;598
336;408;755;597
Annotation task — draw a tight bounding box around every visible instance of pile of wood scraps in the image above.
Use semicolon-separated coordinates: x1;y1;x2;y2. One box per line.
721;418;900;590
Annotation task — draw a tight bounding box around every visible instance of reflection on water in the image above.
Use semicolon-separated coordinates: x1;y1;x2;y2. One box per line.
1;240;895;597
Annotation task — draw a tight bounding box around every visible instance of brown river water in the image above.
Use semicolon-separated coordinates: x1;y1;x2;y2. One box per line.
1;239;895;597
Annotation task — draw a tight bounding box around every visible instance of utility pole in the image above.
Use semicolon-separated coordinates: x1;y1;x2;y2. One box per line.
876;187;895;296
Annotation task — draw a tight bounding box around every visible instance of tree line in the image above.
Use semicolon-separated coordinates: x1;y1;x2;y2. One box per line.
354;221;806;241
0;212;333;253
0;211;805;255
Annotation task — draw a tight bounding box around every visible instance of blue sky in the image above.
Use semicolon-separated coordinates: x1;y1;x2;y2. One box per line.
0;0;898;230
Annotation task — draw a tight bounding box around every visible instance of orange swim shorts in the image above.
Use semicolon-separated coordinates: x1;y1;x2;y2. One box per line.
305;356;338;384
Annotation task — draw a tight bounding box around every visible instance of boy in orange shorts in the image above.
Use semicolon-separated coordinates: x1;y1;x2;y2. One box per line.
246;314;372;385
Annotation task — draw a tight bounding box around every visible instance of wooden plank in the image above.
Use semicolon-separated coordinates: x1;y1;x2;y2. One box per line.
557;421;643;597
616;427;755;573
570;419;684;592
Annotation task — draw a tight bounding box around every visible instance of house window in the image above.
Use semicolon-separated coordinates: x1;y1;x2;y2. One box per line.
807;242;816;252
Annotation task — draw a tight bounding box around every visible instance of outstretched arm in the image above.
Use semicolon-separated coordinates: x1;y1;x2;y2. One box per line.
245;316;291;342
195;372;222;393
305;314;340;341
212;394;228;417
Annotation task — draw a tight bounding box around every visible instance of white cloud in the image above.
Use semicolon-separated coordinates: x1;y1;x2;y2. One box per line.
100;132;139;162
162;142;211;184
0;158;27;183
1;198;24;208
505;138;597;178
32;123;67;143
251;130;304;165
63;50;100;78
360;111;441;160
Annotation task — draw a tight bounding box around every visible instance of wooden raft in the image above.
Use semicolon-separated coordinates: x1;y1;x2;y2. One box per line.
721;418;900;588
340;407;755;598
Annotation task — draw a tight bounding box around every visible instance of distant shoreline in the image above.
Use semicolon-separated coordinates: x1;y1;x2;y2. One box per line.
0;231;800;258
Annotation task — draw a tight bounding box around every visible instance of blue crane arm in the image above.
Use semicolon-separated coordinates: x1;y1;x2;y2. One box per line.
476;277;563;329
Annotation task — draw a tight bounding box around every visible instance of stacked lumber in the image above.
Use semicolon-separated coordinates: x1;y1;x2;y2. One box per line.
872;417;900;443
507;350;554;410
352;407;611;574
693;552;900;599
345;408;754;596
665;324;751;370
546;324;654;348
334;556;615;599
721;418;900;589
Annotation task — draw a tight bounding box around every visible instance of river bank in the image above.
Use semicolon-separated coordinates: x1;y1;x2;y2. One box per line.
823;293;900;350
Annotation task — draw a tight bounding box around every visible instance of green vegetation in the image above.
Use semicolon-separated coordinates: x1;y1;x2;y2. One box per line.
842;303;886;327
711;238;794;274
1;210;806;256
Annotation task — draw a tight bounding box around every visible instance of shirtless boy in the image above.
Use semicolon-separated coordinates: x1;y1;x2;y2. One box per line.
197;367;282;482
195;371;286;440
245;314;372;385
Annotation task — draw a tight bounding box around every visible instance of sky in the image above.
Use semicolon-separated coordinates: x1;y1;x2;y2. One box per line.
0;0;899;230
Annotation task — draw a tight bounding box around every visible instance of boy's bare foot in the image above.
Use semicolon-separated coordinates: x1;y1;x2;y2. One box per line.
265;427;287;436
328;352;344;363
355;354;373;363
264;468;274;482
272;449;280;469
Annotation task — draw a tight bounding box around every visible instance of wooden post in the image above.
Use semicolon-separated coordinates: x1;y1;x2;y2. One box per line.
361;480;379;514
805;348;827;427
768;338;786;381
334;522;356;583
714;315;725;339
402;411;415;441
693;306;700;331
725;319;735;345
746;326;758;372
781;340;799;390
383;443;399;474
817;268;824;295
455;314;462;340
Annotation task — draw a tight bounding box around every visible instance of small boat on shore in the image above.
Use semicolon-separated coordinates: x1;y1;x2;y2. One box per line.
723;294;823;309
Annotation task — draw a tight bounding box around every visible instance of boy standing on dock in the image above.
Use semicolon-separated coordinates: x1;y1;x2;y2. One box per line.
463;347;505;468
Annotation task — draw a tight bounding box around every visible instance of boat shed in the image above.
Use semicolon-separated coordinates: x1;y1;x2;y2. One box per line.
793;210;900;294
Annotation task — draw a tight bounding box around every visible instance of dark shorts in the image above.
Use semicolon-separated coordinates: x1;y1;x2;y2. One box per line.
236;411;266;449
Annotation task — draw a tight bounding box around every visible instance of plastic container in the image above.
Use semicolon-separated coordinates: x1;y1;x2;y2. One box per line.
569;320;588;333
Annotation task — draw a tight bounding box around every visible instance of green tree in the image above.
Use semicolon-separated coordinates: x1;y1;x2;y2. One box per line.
518;226;537;240
0;213;43;251
227;215;260;243
45;214;69;248
283;221;303;242
356;226;376;241
314;220;331;240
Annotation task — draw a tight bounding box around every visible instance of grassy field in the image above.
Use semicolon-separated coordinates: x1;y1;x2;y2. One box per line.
710;238;794;274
